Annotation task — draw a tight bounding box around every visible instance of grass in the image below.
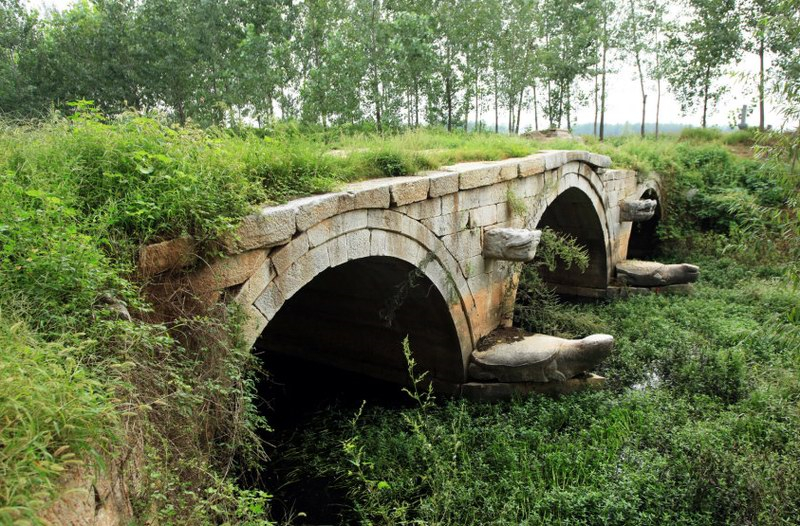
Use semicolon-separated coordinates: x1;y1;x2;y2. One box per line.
0;316;117;519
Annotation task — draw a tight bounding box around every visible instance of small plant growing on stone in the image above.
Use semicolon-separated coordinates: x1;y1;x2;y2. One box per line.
506;188;528;220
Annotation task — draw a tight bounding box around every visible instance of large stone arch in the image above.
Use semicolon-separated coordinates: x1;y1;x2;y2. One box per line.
532;168;613;291
239;209;476;384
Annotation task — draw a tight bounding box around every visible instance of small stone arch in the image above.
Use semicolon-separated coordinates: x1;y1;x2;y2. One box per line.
628;179;664;260
532;170;612;291
242;209;477;384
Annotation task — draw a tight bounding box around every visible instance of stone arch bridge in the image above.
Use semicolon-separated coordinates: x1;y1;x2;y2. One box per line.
140;150;665;396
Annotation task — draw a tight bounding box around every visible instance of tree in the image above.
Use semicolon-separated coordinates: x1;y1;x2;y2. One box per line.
0;0;40;115
621;0;662;137
739;0;775;131
665;0;742;128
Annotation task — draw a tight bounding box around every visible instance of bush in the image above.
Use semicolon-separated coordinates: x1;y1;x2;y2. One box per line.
679;127;723;143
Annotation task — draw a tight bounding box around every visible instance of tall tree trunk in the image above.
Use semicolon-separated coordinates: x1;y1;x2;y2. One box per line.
376;93;382;132
494;72;499;133
566;84;572;132
701;67;710;128
509;96;514;134
414;78;419;127
593;70;599;137
177;99;186;126
655;76;661;138
758;36;765;131
557;82;563;128
600;22;607;142
636;53;646;137
533;81;539;131
515;87;524;134
475;74;480;132
446;75;453;131
407;90;412;127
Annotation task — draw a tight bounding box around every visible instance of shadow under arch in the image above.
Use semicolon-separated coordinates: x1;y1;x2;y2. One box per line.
256;256;464;386
535;186;610;290
627;188;662;260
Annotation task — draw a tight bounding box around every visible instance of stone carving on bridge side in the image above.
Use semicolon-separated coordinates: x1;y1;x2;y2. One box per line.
468;330;614;383
483;228;542;262
616;260;699;287
619;199;657;222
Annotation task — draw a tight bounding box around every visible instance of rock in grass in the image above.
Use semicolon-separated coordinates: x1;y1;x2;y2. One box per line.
469;333;614;383
616;260;699;287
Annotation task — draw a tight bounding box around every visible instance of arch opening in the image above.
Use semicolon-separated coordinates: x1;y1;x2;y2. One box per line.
535;187;609;291
627;188;661;260
256;256;464;386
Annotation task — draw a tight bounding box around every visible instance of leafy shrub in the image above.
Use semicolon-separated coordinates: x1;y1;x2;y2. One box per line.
679;127;723;143
370;150;412;177
723;128;757;146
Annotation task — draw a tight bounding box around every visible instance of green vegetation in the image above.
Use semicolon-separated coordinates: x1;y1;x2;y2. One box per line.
0;318;116;515
0;102;798;523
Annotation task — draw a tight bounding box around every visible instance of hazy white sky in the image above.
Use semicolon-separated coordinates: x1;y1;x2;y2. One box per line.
28;0;781;130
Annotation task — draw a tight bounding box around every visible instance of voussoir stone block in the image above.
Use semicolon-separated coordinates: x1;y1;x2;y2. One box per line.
233;258;274;306
483;228;541;261
565;151;589;163
240;304;268;346
254;283;285;321
225;204;296;252
345;229;371;260
400;197;442;220
442;228;482;262
274;245;330;300
271;232;309;275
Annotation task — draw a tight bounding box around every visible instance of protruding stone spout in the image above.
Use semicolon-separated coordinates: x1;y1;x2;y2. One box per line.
620;199;657;222
468;332;614;383
616;260;699;287
483;228;542;261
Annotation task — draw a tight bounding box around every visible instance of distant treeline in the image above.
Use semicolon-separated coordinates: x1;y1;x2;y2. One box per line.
1;0;798;134
572;123;701;136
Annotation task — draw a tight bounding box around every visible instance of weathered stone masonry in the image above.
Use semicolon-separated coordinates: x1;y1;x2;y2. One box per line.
140;149;663;392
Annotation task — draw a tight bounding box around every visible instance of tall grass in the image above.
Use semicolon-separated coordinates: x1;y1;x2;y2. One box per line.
0;317;117;521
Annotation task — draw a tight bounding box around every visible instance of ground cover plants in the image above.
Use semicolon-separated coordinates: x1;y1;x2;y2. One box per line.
0;106;798;524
